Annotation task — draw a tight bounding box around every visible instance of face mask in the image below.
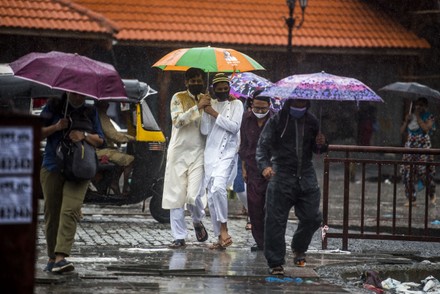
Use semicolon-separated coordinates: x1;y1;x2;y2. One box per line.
214;91;229;101
252;110;269;119
289;106;307;119
188;84;204;96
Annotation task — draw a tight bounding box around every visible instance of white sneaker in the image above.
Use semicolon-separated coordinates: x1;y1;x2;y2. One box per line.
88;182;98;192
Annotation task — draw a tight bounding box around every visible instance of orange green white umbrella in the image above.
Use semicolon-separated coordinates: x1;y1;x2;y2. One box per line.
152;46;265;73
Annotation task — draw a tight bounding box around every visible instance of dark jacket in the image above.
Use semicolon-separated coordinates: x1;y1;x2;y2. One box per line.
238;109;273;173
256;101;328;176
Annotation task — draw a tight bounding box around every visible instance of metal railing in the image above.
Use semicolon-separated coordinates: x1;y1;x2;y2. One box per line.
321;145;440;250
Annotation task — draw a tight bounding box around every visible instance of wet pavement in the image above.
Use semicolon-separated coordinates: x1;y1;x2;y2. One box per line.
33;159;440;294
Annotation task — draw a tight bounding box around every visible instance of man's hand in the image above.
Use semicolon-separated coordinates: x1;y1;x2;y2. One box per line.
69;130;85;143
55;118;69;131
262;166;275;180
125;134;135;141
316;133;326;145
197;94;211;110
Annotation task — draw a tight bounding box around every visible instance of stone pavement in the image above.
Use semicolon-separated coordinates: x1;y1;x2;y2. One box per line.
34;199;353;293
32;158;440;293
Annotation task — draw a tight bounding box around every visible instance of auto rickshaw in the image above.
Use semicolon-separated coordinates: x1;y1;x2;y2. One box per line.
86;80;170;223
0;70;170;223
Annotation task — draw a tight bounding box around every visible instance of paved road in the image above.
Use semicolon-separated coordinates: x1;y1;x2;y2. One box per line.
33;158;440;293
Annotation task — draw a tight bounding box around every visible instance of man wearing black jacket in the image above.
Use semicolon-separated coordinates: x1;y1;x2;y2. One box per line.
256;98;328;275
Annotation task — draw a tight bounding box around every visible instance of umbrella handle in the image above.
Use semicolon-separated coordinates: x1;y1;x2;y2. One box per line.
64;97;69;118
408;101;413;115
319;105;322;133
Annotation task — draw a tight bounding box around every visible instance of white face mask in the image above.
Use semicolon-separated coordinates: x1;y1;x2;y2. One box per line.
252;110;269;119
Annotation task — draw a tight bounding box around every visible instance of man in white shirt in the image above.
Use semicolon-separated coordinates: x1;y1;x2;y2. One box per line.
200;73;243;249
162;68;211;248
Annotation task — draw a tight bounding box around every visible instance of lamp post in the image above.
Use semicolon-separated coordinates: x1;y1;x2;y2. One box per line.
285;0;308;74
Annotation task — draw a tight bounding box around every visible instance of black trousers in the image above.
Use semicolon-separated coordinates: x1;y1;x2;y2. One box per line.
263;166;322;268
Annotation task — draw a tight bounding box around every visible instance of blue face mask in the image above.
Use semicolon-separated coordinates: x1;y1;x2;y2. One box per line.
289;106;307;119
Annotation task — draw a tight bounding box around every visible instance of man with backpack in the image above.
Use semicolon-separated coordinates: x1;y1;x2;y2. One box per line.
40;92;104;273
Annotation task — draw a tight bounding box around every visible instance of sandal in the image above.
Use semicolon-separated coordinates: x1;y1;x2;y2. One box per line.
219;236;233;248
269;265;284;276
209;242;225;250
194;222;208;242
168;239;186;249
245;222;252;230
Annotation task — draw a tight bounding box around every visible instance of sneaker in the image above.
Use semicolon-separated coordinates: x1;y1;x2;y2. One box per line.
293;252;307;267
43;261;55;272
294;256;306;267
269;265;284;276
168;239;186;249
51;259;74;273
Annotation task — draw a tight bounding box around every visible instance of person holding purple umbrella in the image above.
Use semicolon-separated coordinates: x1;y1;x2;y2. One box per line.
40;92;104;273
256;98;328;275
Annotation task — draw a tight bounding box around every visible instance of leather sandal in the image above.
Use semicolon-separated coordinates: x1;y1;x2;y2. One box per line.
168;239;186;249
219;236;233;248
208;242;225;250
194;222;208;242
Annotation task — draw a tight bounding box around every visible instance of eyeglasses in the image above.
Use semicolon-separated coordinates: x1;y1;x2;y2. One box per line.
252;106;269;113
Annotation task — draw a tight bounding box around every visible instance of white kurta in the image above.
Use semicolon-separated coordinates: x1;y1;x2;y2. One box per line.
201;98;243;236
162;90;205;209
201;99;243;188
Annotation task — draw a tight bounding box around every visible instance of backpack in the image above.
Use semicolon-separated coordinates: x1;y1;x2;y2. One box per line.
56;139;98;182
55;104;98;181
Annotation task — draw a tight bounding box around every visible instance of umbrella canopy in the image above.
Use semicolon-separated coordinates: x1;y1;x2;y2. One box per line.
229;72;273;99
9;51;128;100
152;46;265;72
379;82;440;100
261;71;383;103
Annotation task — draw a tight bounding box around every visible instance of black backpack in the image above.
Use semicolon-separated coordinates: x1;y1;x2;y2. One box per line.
56;105;98;182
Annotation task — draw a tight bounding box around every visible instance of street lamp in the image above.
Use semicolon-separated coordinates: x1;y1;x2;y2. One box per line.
285;0;308;73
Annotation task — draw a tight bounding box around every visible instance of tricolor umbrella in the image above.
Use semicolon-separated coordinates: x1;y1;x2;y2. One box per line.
152;46;265;73
9;51;128;100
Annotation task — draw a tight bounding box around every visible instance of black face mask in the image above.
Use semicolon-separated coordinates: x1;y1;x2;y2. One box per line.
188;84;204;96
215;91;229;101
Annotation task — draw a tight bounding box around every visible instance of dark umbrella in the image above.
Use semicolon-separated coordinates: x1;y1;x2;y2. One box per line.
379;82;440;100
9;51;127;100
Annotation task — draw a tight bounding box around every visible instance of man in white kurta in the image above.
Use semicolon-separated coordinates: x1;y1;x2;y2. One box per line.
162;68;210;248
200;73;243;249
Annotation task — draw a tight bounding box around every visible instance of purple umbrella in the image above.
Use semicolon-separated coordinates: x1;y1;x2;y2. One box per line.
229;72;273;99
261;71;383;103
9;51;127;100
